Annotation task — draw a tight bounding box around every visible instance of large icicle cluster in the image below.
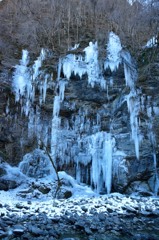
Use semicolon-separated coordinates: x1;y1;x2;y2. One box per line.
13;50;30;104
11;31;158;196
62;42;106;89
88;132;115;194
120;50;141;159
104;32;142;159
12;49;50;146
104;32;122;72
51;80;67;159
13;49;48;115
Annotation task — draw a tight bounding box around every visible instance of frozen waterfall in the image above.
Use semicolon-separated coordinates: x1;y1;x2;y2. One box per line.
51;80;67;159
88;132;115;194
105;32;141;159
62;42;106;89
104;32;122;72
13;49;30;104
11;31;158;196
12;49;50;146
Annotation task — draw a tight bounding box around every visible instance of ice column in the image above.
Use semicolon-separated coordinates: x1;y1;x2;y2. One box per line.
62;42;106;89
13;50;30;104
147;98;159;195
12;49;49;147
105;32;141;159
51;81;67;158
89;132;114;194
104;32;122;72
126;90;141;159
121;50;141;159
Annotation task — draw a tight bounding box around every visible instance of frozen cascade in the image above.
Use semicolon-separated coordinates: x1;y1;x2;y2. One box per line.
88;132;115;194
11;34;159;196
146;98;159;195
153;153;159;196
104;32;122;72
32;48;46;81
122;51;141;159
104;32;141;159
51;80;67;159
13;49;48;115
62;42;106;89
126;90;141;159
13;49;31;104
121;50;137;89
12;49;50;146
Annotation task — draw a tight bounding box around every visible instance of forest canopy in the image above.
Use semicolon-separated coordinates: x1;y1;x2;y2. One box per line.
0;0;158;59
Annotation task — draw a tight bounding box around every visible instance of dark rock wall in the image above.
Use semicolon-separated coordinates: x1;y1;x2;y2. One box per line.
0;43;159;195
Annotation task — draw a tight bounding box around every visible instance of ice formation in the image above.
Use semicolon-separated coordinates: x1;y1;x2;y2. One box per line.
13;49;48;115
12;49;50;146
11;31;158;195
88;132;115;194
126;90;141;159
51;80;67;159
62;42;106;89
19;149;55;178
104;32;122;72
105;32;141;159
146;97;159;195
13;49;30;103
121;51;141;159
145;36;158;48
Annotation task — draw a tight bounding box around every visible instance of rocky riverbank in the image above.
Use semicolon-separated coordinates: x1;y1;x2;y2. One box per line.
0;192;159;240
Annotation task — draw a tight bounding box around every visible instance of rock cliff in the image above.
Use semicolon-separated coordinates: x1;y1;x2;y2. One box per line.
0;28;159;196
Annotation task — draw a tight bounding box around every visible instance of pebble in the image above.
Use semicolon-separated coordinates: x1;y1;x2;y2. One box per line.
0;195;159;239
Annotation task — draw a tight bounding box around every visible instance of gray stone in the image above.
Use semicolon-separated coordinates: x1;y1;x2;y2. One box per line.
0;167;6;177
0;230;7;239
30;226;44;236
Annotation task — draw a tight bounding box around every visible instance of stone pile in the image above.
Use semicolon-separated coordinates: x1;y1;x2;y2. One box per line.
0;194;159;240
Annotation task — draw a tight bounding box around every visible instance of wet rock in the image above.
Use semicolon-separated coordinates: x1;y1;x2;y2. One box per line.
81;206;88;212
29;226;44;236
15;203;24;209
0;167;6;177
0;230;7;239
0;179;18;190
0;182;8;191
98;213;106;221
38;185;51;194
56;189;72;199
19;149;53;178
13;227;25;236
84;226;92;235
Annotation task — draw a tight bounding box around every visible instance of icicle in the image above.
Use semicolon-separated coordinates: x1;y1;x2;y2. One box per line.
121;50;138;89
51;80;67;160
59;81;66;102
53;96;61;117
5;98;10;114
84;41;101;87
62;54;75;79
88;132;115;194
57;58;62;80
126;91;141;159
62;42;106;89
69;43;80;51
103;133;113;194
104;32;122;72
33;48;46;81
153;153;159;196
146;96;158;195
13;50;30;103
20;49;29;66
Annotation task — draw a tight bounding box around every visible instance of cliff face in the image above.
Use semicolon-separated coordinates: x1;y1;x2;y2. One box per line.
0;29;159;196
